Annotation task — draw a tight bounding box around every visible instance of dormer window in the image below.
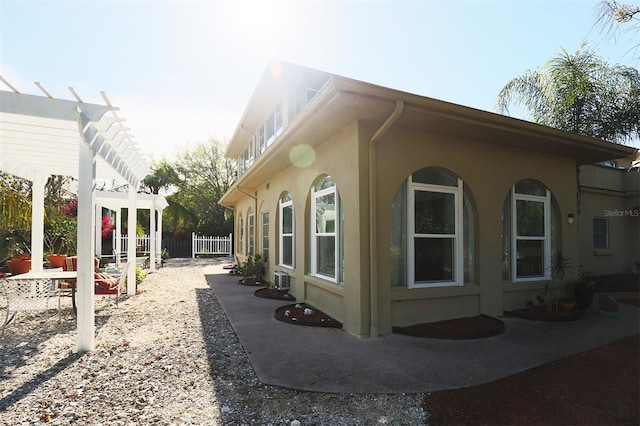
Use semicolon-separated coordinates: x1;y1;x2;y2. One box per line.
306;88;318;104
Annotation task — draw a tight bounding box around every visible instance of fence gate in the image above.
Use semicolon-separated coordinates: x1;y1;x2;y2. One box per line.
192;233;233;258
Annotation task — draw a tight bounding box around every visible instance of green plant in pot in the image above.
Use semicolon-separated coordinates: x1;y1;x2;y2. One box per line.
241;254;265;285
539;251;573;311
568;268;596;310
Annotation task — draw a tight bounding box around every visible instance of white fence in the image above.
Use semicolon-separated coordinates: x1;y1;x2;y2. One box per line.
192;232;233;258
112;233;233;260
113;234;154;255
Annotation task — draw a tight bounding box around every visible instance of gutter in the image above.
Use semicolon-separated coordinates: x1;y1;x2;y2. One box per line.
369;100;404;338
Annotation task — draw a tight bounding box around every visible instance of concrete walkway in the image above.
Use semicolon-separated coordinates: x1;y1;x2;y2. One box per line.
205;265;639;394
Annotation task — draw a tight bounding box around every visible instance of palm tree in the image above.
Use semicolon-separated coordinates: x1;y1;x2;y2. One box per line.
495;46;640;144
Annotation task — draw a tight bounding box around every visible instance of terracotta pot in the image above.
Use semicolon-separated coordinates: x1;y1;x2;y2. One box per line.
7;259;31;275
47;254;68;268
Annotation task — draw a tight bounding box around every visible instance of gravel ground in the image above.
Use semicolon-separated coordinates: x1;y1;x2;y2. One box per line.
1;258;426;425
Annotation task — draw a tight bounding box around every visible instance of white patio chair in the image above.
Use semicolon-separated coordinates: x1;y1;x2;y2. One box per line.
1;277;60;337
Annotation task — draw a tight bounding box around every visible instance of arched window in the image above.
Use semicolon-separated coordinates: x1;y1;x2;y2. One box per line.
279;193;294;268
501;179;558;282
238;213;244;254
310;176;343;283
247;208;255;256
391;167;475;288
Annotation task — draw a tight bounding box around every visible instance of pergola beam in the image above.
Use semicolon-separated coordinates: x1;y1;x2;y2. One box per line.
0;88;149;353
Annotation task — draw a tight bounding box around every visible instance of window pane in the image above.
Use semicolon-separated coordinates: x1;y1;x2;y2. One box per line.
414;191;455;234
516;240;544;277
412;168;457;186
282;235;293;266
315;176;335;191
516;199;544;236
317;236;335;277
463;191;475;283
593;218;607;233
316;193;336;233
593;234;607;249
266;113;275;141
515;180;546;196
414;238;454;282
282;205;293;233
262;212;269;261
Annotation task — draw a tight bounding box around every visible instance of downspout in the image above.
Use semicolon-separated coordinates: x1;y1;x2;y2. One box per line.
369;100;404;338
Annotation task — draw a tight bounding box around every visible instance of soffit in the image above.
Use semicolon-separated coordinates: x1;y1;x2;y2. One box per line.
220;74;638;205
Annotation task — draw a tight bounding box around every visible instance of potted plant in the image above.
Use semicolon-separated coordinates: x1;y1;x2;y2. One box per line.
47;253;68;268
538;251;572;311
7;253;31;275
240;254;265;285
568;268;596;310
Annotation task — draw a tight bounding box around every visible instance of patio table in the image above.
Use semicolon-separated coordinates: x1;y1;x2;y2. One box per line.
3;269;77;335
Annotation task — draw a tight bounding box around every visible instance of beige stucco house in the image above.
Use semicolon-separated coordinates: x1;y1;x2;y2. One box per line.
219;61;639;338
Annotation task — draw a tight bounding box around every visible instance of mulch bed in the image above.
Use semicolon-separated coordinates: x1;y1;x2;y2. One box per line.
392;315;505;340
423;334;640;426
274;303;342;328
504;305;585;321
254;287;296;301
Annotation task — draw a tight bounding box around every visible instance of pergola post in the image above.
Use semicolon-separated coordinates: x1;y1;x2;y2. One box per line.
30;172;47;272
77;141;97;353
127;185;137;296
157;205;164;267
149;206;156;272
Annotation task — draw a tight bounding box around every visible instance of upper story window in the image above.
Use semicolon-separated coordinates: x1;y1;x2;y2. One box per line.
306;88;318;104
238;102;283;176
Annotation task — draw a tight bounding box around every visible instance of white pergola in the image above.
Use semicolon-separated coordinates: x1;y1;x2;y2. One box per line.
0;85;149;353
96;190;169;273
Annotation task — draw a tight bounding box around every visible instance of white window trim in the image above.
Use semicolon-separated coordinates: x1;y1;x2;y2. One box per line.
311;184;339;283
248;210;255;256
279;197;294;269
238;215;244;254
511;187;551;282
593;217;609;250
262;211;269;261
407;177;464;289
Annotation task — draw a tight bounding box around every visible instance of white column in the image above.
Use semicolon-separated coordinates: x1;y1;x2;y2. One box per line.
149;207;156;272
30;172;47;272
157;206;164;267
127;185;137;296
77;141;96;353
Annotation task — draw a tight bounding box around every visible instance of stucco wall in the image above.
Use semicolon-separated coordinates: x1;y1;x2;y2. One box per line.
577;165;640;275
232;119;595;338
371;124;579;333
233;121;372;337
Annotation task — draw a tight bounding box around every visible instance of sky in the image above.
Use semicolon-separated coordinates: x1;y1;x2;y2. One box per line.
1;0;638;162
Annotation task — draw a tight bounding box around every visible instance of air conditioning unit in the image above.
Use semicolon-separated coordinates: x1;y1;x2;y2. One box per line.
274;271;290;290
